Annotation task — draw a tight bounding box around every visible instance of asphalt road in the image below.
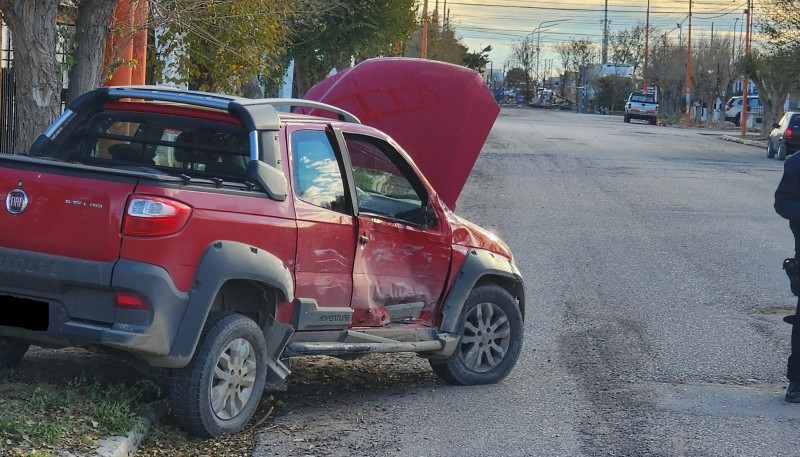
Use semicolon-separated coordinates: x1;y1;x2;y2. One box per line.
253;109;800;457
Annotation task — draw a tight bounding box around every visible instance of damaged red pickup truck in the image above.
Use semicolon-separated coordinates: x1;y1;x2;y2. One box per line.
0;64;524;438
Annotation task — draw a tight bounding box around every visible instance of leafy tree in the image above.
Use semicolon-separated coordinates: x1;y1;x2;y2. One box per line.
152;0;304;94
290;0;417;97
505;67;526;91
741;48;800;134
463;45;492;72
594;75;634;112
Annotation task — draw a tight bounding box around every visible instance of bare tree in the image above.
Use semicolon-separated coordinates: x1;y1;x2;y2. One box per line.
512;35;535;102
647;32;686;122
609;24;646;76
691;33;733;125
554;41;573;99
742;47;800;135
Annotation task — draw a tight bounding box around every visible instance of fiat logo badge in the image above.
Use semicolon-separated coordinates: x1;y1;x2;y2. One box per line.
6;188;29;215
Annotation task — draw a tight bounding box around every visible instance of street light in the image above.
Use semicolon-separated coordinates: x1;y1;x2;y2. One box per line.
532;19;571;88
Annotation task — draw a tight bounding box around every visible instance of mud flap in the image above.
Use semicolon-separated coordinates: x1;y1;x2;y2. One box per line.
262;315;293;392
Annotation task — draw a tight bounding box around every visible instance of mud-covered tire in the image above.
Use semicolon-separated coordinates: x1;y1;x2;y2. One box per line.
430;284;523;385
0;336;29;368
768;141;776;158
170;312;267;437
779;143;788;161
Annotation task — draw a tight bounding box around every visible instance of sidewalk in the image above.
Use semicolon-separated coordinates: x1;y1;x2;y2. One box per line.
719;133;765;148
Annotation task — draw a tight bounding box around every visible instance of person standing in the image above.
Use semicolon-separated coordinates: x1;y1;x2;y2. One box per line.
774;151;800;402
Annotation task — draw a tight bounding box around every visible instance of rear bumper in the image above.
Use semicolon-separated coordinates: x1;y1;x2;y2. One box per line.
0;247;190;367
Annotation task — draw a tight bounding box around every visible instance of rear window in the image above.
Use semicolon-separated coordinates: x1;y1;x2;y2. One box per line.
630;94;655;103
49;110;250;179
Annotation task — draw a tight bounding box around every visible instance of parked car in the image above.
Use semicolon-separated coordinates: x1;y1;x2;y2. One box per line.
624;92;658;125
768;111;800;160
725;95;762;127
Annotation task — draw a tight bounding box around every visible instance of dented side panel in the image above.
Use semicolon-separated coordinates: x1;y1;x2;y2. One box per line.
351;216;451;327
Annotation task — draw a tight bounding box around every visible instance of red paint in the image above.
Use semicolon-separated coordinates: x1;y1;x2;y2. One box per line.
303;57;500;209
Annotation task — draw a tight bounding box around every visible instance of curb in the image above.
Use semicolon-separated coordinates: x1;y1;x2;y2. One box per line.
720;134;764;148
83;406;161;457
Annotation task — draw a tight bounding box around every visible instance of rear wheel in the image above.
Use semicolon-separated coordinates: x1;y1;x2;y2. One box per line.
768;141;776;158
170;312;267;437
0;337;29;368
779;143;788;161
430;284;523;385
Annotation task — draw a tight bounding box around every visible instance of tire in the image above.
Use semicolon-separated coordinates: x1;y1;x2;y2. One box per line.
768;141;776;158
779;143;788;161
170;312;268;437
430;284;523;385
734;113;741;127
0;336;29;368
624;114;630;123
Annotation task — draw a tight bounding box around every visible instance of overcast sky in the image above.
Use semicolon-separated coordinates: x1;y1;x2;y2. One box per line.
437;0;754;75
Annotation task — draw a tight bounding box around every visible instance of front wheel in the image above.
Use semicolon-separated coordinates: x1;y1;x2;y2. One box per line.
768;141;776;158
0;336;29;368
170;312;268;437
430;284;523;385
779;143;788;161
623;114;630;123
734;113;741;127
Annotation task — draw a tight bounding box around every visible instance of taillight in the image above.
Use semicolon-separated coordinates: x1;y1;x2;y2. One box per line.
787;128;793;140
115;291;149;310
123;195;192;236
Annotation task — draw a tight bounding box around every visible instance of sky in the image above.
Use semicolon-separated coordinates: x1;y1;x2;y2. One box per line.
437;0;754;77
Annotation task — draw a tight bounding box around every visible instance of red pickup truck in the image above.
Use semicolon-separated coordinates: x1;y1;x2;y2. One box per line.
0;83;524;437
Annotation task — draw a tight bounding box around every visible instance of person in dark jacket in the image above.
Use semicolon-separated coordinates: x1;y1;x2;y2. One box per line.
774;151;800;402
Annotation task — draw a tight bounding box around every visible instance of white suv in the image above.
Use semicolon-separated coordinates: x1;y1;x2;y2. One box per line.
725;95;762;127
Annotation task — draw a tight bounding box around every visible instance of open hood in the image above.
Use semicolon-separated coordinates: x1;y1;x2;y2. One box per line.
303;57;499;209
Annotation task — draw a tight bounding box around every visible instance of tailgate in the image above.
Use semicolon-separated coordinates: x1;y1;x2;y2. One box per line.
0;163;136;262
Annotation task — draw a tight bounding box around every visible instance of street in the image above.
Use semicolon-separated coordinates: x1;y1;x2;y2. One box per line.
253;108;800;457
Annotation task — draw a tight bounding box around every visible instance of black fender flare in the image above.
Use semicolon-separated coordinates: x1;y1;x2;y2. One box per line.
167;240;294;364
439;249;525;334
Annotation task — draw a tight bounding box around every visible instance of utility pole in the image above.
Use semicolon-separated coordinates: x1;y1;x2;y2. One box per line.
421;0;429;59
601;0;609;64
643;0;650;91
741;0;752;138
684;0;692;125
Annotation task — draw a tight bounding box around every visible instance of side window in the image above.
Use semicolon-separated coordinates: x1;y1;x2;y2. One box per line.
290;130;347;213
343;133;427;226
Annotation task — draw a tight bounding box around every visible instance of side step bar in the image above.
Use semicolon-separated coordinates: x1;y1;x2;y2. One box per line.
285;339;447;357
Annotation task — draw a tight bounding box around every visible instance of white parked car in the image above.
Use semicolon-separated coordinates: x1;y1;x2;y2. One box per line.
725;95;762;127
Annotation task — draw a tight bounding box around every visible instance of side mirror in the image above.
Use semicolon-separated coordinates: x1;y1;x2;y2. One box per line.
246;160;287;201
773;123;780;129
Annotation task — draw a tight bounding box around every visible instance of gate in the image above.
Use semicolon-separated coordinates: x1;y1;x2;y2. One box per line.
0;66;15;153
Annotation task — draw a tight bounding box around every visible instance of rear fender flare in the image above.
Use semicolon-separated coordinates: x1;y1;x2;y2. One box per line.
167;241;293;364
439;249;525;334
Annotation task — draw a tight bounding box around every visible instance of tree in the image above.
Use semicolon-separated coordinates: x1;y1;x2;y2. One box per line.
65;0;118;104
464;45;492;72
609;24;646;76
741;48;800;135
691;33;733;125
0;0;63;152
554;41;573;99
594;75;634;112
512;35;535;101
647;32;686;121
504;67;526;91
152;0;303;94
290;0;417;97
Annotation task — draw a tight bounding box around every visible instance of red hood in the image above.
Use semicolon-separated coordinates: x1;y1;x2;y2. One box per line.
303;57;499;209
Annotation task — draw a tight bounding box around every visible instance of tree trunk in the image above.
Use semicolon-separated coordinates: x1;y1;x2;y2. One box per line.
0;0;61;152
66;0;117;103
